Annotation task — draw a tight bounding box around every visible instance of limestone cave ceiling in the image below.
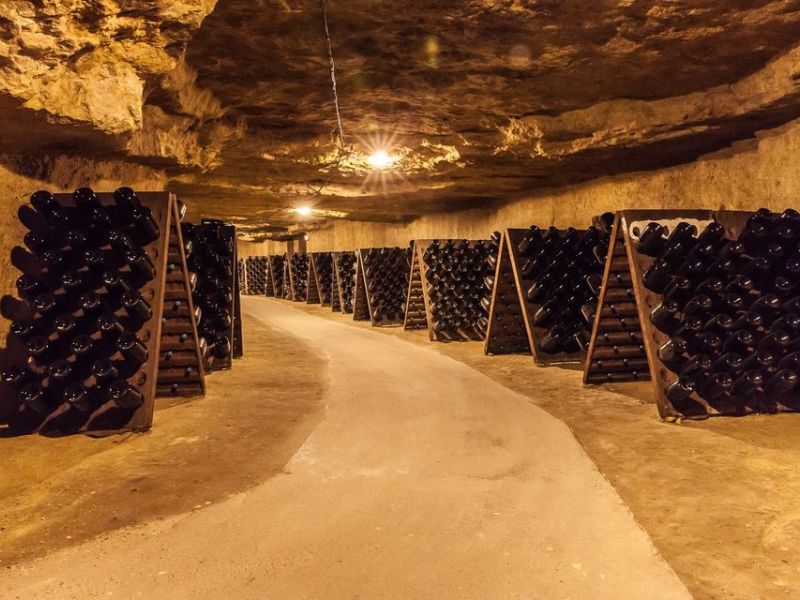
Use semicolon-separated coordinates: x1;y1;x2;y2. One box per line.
1;0;800;238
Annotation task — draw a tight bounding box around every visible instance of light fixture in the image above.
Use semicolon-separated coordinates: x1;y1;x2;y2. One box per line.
294;206;313;216
367;149;395;170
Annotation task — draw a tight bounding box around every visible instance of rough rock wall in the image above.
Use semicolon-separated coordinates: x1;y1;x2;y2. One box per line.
252;116;800;254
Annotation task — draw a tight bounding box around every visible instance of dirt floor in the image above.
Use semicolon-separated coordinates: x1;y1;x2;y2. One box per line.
287;301;800;600
0;316;326;565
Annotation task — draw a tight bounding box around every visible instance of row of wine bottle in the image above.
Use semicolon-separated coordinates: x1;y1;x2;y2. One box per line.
336;252;357;312
313;253;334;305
362;248;410;322
289;254;309;301
490;215;613;354
2;187;161;417
423;237;499;340
183;222;235;369
639;209;800;405
242;256;270;296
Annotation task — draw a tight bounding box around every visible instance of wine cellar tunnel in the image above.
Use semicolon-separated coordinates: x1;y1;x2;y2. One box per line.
1;2;800;599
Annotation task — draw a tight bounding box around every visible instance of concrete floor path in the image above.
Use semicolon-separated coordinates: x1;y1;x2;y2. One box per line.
1;298;691;599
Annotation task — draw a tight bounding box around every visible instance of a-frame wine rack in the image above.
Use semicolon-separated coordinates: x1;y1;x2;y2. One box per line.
404;241;428;331
287;253;309;302
484;231;531;355
1;191;175;435
483;229;585;364
232;234;243;360
193;220;240;371
310;252;334;307
306;254;321;304
268;254;285;299
333;251;355;313
356;248;409;327
411;239;490;342
582;213;649;385
611;209;800;420
157;198;206;398
352;251;370;321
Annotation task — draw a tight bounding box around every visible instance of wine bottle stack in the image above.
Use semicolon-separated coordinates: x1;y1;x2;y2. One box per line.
361;247;411;325
269;254;285;299
157;206;205;398
1;187;163;433
334;252;357;313
311;253;334;306
484;231;531;355
640;209;800;415
517;215;614;360
288;253;310;301
583;215;650;384
404;242;428;330
243;256;269;295
422;238;498;341
186;221;236;372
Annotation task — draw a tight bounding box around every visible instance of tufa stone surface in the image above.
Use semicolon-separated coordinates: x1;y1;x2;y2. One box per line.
0;0;799;236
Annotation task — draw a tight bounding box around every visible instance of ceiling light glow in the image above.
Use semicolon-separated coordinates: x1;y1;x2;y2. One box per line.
294;206;313;216
367;149;396;170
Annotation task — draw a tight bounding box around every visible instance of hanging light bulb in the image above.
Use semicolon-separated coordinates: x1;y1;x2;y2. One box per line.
367;149;396;170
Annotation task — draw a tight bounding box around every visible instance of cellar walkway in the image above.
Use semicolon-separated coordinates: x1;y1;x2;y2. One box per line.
1;297;689;600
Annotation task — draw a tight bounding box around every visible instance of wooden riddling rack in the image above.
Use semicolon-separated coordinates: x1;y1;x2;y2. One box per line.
333;251;356;313
484;232;531;355
409;239;495;342
484;222;609;365
404;241;428;331
616;209;800;419
310;252;334;306
582;213;650;385
287;253;310;302
354;247;411;326
268;254;284;298
0;190;185;435
243;256;269;295
157;199;206;398
188;220;240;371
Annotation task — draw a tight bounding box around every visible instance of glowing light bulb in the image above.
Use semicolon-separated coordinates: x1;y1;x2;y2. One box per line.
294;206;312;216
367;149;395;170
